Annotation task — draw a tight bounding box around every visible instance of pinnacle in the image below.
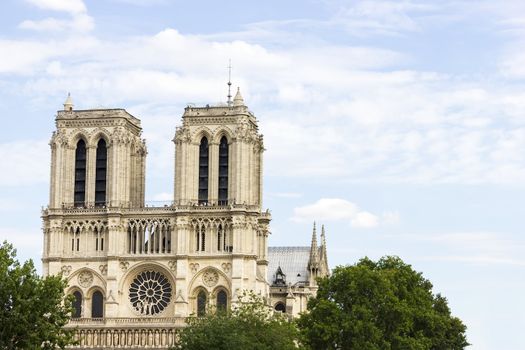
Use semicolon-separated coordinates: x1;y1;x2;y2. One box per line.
233;87;244;107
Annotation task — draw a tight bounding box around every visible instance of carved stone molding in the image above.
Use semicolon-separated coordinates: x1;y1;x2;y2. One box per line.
119;261;129;271
99;264;108;276
167;260;177;271
174;127;191;144
61;265;72;276
78;271;94;288
189;263;200;274
221;262;231;274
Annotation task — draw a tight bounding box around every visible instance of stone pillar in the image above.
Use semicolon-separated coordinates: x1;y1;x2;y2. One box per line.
174;259;189;316
86;145;97;205
209;141;219;204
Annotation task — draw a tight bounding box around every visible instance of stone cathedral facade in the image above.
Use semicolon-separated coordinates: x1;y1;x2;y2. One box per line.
41;90;329;348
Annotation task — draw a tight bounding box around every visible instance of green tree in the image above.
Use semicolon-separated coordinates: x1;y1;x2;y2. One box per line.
174;291;301;350
0;241;75;349
297;256;468;350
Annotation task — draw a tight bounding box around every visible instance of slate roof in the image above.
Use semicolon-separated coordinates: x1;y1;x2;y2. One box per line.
267;247;311;286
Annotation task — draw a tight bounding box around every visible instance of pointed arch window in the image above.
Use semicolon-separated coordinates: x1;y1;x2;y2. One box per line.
72;291;82;318
197;290;207;316
91;291;104;318
218;136;229;205
198;137;209;204
72;227;80;252
95;139;107;206
217;224;223;251
95;227;104;252
196;226;206;252
74;139;87;207
216;290;227;312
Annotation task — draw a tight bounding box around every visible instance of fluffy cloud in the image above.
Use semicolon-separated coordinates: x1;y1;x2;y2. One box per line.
0;140;49;187
19;14;94;32
21;0;93;32
292;198;382;228
24;0;87;14
1;3;525;186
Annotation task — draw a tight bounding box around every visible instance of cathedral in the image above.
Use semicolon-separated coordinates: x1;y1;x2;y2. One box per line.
41;89;329;348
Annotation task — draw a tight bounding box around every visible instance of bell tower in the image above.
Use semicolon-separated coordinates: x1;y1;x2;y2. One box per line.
173;88;264;206
41;89;279;348
48;94;146;209
171;87;270;313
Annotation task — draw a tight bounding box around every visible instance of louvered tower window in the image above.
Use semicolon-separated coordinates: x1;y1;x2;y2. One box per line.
218;136;228;205
74;140;86;207
95;139;107;206
198;137;209;204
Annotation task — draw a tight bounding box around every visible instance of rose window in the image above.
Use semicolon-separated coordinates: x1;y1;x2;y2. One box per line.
129;270;172;315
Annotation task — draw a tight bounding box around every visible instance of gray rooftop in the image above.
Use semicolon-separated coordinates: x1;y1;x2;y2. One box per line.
267;247;311;286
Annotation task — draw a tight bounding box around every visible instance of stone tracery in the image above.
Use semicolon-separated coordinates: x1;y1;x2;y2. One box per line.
129;270;172;316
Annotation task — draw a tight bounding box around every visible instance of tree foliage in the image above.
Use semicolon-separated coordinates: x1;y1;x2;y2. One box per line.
174;291;301;350
297;256;469;350
0;241;74;350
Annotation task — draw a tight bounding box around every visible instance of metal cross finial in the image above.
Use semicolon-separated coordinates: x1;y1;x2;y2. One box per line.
227;59;232;106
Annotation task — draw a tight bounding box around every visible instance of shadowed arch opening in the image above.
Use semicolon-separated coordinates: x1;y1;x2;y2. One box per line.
72;291;82;318
216;290;228;312
197;290;207;316
95;139;107;206
218;136;229;205
275;302;285;313
74;139;87;206
198;137;209;204
91;290;104;318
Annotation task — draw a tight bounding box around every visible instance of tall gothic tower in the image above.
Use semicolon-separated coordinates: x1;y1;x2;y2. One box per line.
41;90;272;348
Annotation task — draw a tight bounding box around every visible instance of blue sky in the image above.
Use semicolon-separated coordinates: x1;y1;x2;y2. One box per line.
1;0;524;348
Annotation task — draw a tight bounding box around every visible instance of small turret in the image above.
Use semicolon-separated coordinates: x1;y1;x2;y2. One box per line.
233;87;244;107
63;93;74;111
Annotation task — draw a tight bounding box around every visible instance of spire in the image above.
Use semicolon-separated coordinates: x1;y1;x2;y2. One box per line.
227;59;232;106
63;92;74;111
233;87;244;107
320;224;329;275
321;224;327;253
308;222;319;269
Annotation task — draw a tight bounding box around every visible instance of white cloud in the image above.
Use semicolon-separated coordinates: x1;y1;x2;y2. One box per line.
0;21;524;185
0;140;49;187
21;0;93;32
292;198;383;228
24;0;87;14
19;14;94;32
351;211;379;228
332;1;432;36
